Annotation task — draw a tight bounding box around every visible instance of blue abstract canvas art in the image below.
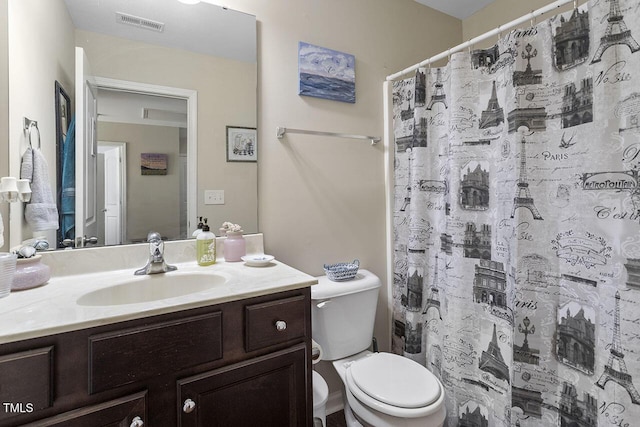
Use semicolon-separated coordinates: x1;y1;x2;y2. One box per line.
298;42;355;103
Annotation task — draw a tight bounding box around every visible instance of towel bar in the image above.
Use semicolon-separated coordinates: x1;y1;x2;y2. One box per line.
276;126;380;145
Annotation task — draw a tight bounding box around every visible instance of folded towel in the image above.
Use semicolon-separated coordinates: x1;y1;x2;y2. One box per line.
23;148;59;232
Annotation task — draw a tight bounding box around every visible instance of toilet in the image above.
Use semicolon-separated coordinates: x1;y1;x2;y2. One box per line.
311;270;446;427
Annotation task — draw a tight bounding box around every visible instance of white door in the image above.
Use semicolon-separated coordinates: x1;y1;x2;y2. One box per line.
75;47;99;247
96;153;106;245
102;144;125;245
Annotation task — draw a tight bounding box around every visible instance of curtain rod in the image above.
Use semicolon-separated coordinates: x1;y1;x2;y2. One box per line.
385;0;577;81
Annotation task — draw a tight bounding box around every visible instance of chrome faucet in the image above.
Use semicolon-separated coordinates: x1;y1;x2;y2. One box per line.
134;232;178;275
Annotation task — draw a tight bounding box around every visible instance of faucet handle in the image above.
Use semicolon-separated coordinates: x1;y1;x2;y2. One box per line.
147;231;162;243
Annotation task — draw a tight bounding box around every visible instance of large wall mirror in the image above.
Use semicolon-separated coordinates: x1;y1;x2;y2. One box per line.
7;0;257;249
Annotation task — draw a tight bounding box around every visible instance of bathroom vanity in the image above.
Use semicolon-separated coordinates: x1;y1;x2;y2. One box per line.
0;238;316;427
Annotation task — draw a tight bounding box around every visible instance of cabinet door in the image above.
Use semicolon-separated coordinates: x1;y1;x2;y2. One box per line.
0;346;53;424
178;343;309;427
22;391;146;427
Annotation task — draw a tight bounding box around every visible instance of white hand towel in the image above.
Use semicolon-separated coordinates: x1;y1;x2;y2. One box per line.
23;148;59;232
20;146;33;181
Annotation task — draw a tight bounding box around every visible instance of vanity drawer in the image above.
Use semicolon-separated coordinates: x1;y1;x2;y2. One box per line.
21;390;147;427
245;294;308;352
0;346;53;421
89;312;222;394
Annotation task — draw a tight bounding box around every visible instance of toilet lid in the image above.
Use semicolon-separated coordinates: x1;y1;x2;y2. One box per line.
350;353;441;409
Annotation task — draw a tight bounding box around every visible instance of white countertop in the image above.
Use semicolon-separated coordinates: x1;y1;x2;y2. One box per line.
0;235;317;344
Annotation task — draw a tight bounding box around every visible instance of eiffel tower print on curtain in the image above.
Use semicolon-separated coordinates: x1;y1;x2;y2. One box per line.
479;81;504;129
511;131;543;220
422;255;443;320
427;68;447;110
479;323;510;383
592;0;640;63
596;292;640;404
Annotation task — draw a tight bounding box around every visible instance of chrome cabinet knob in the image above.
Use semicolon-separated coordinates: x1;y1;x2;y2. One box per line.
130;416;144;427
61;238;75;248
84;236;99;245
275;320;287;331
183;398;196;413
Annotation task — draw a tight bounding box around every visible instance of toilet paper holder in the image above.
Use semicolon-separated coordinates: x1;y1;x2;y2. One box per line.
311;339;323;364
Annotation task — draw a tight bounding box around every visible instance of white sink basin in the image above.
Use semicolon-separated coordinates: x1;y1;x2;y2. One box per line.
76;272;227;306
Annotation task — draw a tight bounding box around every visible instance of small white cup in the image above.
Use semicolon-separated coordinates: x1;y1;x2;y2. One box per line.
17;179;32;202
0;177;18;203
0;252;17;298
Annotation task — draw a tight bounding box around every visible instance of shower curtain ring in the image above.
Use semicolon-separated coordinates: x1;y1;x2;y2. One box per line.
497;25;502;41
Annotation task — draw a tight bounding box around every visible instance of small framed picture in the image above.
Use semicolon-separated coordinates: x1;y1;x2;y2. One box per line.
226;126;257;162
141;153;168;175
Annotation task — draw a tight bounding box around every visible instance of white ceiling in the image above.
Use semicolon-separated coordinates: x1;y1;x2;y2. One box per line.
63;0;256;63
414;0;496;19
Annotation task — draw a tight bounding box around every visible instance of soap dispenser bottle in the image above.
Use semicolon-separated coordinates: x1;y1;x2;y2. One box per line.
196;219;216;266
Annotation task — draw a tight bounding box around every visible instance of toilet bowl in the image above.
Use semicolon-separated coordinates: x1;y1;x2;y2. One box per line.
333;351;446;427
313;370;329;426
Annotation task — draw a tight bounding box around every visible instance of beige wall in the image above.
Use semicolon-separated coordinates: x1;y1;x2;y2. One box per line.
225;0;461;402
229;0;460;344
7;0;75;247
98;122;181;242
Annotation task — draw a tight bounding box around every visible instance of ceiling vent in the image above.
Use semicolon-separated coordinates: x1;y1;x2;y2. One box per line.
143;108;187;124
116;12;165;33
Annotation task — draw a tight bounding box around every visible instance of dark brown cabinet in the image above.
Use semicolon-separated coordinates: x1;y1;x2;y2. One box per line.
178;344;307;427
0;288;312;427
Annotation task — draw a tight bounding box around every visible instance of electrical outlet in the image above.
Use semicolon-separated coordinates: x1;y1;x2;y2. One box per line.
204;190;224;205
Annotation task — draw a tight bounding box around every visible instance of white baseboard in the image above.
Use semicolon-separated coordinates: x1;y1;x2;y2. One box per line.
325;390;344;415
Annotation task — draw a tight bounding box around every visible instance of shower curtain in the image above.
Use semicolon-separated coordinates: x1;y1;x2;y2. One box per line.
391;0;640;425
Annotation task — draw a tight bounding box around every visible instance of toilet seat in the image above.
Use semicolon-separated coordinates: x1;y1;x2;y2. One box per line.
345;352;444;418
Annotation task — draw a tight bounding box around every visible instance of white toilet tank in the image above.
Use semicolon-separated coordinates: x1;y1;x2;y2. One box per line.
311;270;381;361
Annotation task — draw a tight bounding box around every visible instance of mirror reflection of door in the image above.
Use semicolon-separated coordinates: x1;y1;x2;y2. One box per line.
70;48;190;248
97;142;126;246
75;47;99;247
96;87;188;244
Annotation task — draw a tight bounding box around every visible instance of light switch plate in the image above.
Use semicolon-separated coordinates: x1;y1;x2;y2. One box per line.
204;190;224;205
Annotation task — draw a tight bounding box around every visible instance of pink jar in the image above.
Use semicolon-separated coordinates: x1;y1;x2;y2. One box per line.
223;231;246;262
12;255;50;291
